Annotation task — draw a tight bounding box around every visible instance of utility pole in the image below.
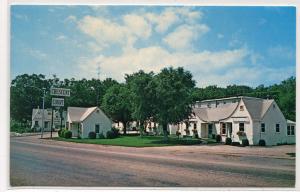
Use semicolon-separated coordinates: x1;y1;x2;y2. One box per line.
51;107;54;138
97;64;100;107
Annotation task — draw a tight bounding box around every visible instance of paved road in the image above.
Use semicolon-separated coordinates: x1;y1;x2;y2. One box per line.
10;135;295;187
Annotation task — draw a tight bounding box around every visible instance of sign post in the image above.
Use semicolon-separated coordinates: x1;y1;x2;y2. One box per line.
50;87;70;138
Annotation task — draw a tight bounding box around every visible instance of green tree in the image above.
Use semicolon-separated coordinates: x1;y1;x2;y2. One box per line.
125;70;156;135
102;83;132;135
153;67;195;140
10;74;50;123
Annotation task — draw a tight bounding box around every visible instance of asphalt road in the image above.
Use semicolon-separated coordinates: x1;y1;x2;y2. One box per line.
10;134;295;187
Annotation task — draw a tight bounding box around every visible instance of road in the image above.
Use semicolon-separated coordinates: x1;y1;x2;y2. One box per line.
10;134;295;187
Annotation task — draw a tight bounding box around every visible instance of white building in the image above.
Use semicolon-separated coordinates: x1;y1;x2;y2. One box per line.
31;108;66;131
169;96;295;146
66;106;112;138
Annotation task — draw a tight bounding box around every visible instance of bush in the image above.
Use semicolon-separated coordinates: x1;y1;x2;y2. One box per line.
258;139;266;146
216;134;222;143
88;131;96;139
231;142;240;146
242;139;249;146
98;133;105;139
111;127;119;137
225;137;232;145
64;130;72;139
58;129;63;137
106;130;115;139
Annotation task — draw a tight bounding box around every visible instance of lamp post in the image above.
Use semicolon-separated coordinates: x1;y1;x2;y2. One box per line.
25;85;46;138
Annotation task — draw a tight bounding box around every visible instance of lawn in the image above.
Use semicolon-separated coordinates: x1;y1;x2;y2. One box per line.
53;135;203;147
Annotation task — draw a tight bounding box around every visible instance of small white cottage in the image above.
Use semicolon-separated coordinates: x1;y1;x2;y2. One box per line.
66;106;112;138
170;96;295;146
31;108;66;131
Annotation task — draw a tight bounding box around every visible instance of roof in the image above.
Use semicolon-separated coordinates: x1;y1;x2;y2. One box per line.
67;107;97;122
242;97;274;120
193;96;275;122
32;108;56;120
287;120;296;124
193;102;239;122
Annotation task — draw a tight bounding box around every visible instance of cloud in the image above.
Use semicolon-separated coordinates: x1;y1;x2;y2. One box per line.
163;24;209;50
217;34;224;39
258;18;267;25
56;35;67;41
268;45;295;60
14;13;29;21
65;15;77;23
145;7;203;33
24;48;47;60
77;46;249;83
123;14;152;39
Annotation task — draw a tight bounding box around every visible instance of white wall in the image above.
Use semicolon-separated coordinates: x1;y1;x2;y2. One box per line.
254;102;290;146
82;109;112;138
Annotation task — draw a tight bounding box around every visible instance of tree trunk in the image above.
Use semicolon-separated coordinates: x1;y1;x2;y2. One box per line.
162;123;168;141
123;121;127;135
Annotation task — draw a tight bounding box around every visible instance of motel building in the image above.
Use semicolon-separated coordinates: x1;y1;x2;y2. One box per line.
169;96;295;146
31;108;67;131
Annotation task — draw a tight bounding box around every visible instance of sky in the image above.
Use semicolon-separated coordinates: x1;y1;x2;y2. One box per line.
11;5;296;87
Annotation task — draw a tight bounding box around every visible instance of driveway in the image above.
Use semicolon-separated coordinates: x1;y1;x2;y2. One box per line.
10;133;295;187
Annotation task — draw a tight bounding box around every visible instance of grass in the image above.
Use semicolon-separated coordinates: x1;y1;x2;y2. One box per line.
53;135;203;147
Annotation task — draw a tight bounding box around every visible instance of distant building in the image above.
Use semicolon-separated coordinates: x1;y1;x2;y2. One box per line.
31;108;66;131
169;96;295;146
66;106;112;138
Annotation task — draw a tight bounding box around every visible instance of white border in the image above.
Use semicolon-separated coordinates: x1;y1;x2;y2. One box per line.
1;0;299;192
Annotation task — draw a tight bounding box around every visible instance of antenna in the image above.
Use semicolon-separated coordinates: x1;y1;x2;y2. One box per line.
97;64;100;80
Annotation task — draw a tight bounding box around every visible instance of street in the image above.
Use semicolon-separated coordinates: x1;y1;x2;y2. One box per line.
10;134;295;187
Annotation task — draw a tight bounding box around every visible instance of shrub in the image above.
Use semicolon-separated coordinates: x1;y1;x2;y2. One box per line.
242;139;249;146
258;139;266;146
58;129;64;137
88;131;96;139
98;133;105;139
106;130;115;139
64;130;72;139
225;137;232;145
216;134;222;143
111;127;120;137
231;142;240;146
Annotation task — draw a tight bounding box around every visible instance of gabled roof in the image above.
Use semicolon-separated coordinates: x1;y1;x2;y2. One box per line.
193;102;239;122
193;96;275;122
241;97;274;120
67;107;97;122
32;108;56;120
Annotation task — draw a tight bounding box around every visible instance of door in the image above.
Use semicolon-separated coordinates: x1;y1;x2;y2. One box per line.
208;124;213;137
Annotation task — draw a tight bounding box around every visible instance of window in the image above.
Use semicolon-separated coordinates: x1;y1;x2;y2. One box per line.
287;125;295;136
291;126;295;135
261;123;265;133
240;105;244;111
34;121;38;126
276;124;280;132
95;124;100;133
193;123;197;129
221;123;226;134
44;121;49;128
287;125;291;135
239;123;245;132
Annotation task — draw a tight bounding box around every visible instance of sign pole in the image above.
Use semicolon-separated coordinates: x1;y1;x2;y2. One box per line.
51;107;54;139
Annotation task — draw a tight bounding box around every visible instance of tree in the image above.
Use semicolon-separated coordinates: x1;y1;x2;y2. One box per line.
153;67;196;140
102;83;132;135
125;70;156;135
10;74;50;123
